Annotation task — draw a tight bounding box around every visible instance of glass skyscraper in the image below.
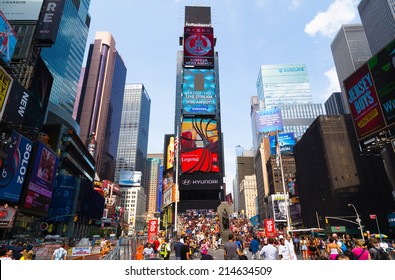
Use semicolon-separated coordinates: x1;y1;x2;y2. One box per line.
41;0;91;131
115;84;151;184
358;0;395;55
256;64;312;109
325;92;346;115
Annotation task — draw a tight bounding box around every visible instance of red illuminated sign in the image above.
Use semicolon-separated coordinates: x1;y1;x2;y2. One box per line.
183;26;214;68
147;219;158;243
264;219;276;237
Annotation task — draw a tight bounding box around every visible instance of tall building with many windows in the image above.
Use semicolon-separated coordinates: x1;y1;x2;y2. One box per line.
75;31;127;181
145;155;163;217
358;0;395;55
115;84;151;184
330;24;372;114
120;186;146;232
41;0;91;131
325;92;346;115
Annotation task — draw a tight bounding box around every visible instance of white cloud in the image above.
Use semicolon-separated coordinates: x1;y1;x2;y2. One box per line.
324;67;341;99
305;0;358;38
255;0;268;8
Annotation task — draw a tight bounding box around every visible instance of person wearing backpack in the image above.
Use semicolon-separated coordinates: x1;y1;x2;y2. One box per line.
51;243;67;260
369;238;390;260
159;238;171;260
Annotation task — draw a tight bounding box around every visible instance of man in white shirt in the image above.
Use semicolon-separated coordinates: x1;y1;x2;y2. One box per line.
260;237;278;260
284;234;297;260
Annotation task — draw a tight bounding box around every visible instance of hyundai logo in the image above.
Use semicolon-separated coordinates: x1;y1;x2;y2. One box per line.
182;179;192;185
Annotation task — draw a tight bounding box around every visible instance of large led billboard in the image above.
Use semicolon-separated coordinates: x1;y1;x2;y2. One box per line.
0;66;13;121
47;175;77;222
0;130;33;202
269;133;296;155
183;26;214;68
0;0;43;21
179;173;221;190
344;64;386;140
182;69;216;115
255;108;284;133
119;171;142;186
22;142;59;215
180;118;219;173
368;39;395;127
34;0;65;45
0;11;17;65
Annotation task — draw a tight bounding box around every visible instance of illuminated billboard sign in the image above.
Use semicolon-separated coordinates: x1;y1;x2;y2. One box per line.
119;171;142;186
183;26;214;68
344;64;386;140
0;0;43;21
0;130;33;202
179;173;222;190
269;132;296;155
47;175;77;222
255;108;284;133
34;0;65;45
180;118;219;173
0;66;13;121
182;69;216;115
0;11;18;65
368;39;395;127
22;142;59;215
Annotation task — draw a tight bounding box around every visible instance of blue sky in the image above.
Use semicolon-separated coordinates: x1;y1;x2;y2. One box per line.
85;0;362;191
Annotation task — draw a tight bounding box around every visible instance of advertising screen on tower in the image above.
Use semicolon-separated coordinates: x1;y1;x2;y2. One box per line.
0;66;13;120
180;118;219;173
269;133;296;155
0;130;33;203
368;39;395;127
182;69;216;115
344;64;386;140
119;171;142;186
255;108;284;133
34;0;65;45
183;26;214;68
0;11;18;65
0;0;43;21
22;142;59;215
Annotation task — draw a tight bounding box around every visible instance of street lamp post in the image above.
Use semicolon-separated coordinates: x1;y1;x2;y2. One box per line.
348;203;365;241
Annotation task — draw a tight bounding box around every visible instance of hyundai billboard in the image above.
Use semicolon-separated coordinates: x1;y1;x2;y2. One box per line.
0;11;18;65
179;173;222;190
344;64;386;140
180;118;219;173
269;132;296;155
182;69;216;115
22;142;59;215
255;108;284;133
368;39;395;127
0;130;33;202
183;26;214;68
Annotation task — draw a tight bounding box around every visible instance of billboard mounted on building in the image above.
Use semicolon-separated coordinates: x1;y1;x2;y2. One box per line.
0;11;18;65
0;130;33;203
368;38;395;127
0;66;13;121
179;173;222;190
344;64;386;140
255;108;283;133
183;26;214;68
0;0;43;21
180;118;219;173
119;171;142;186
269;132;296;155
34;0;65;45
182;69;216;115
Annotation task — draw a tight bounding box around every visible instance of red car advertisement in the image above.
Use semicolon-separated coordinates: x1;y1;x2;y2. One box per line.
344;64;386;140
180;118;220;173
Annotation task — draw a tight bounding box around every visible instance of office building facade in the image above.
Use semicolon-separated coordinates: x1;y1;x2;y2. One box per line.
330;24;372;114
325;92;346;115
358;0;395;55
145;156;163;217
115;84;151;184
75;31;127;181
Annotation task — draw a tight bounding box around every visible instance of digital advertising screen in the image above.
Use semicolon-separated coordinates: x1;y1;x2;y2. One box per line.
34;0;65;45
0;0;43;21
0;11;18;65
368;39;395;127
0;130;33;202
0;66;13;121
180;118;219;173
255;108;284;133
182;69;216;115
269;132;296;155
119;171;142;186
183;26;214;68
344;64;386;140
22;142;59;215
47;175;77;222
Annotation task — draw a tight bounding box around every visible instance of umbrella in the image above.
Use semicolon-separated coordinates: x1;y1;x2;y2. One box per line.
372;233;388;239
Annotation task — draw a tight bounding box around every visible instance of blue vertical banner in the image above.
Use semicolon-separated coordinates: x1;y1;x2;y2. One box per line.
157;164;163;212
